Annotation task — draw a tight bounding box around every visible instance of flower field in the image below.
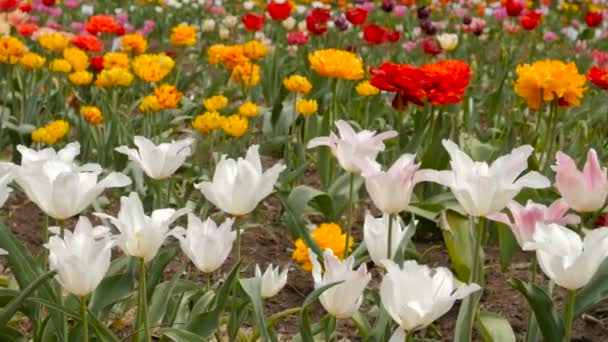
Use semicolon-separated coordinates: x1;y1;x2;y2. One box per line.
2;0;608;341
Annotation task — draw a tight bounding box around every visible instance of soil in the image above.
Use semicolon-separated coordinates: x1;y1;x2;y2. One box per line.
2;191;608;341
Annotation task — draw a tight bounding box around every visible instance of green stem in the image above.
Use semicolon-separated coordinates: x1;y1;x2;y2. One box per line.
564;290;576;342
387;213;394;260
139;258;151;342
42;215;49;269
57;220;68;342
344;173;355;257
471;216;484;284
405;330;415;342
235;216;241;262
206;272;211;291
525;257;538;341
80;296;88;342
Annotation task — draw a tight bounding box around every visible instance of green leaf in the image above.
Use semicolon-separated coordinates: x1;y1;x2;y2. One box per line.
281;185;334;238
89;272;133;317
299;282;342;341
496;223;518;272
477;311;516;342
370;307;392;341
239;277;271;342
146;247;178;299
351;311;372;339
278;194;323;257
0;270;56;326
439;210;472;282
149;266;186;325
0;326;26;342
161;327;206;342
511;278;564;342
575;259;608;317
327;173;363;221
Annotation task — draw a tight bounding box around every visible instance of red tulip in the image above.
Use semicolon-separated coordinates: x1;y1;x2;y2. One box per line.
505;0;523;17
306;8;331;36
422;38;442;56
242;13;265;32
42;0;55;6
90;56;104;72
0;0;18;11
18;2;31;12
267;1;292;21
345;7;368;25
363;24;389;45
17;23;37;36
520;11;542;31
287;30;309;45
387;31;401;43
585;12;603;28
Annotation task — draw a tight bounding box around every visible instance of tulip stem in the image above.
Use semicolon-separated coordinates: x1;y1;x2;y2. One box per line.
564;290;576;342
80;296;88;342
344;173;355;257
235;217;241;262
387;214;394;260
525;257;539;341
206;272;211;291
57;219;68;342
138;258;151;342
404;330;415;342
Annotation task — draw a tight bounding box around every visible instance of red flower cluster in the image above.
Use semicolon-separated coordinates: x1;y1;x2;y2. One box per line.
17;23;37;36
71;35;103;52
585;12;603;28
306;8;331;35
345;7;368;25
505;0;523;17
242;13;265;31
267;1;292;21
587;66;608;90
85;15;123;35
370;60;472;110
520;11;542;30
91;56;104;72
363;24;400;45
287;30;309;45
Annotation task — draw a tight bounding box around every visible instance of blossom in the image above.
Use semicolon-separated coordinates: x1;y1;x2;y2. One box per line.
48;59;73;73
523;223;608;290
1;37;25;65
552;149;608;212
154;84;183;109
306;8;331;35
417;140;550;217
38;33;69;52
520;10;542;30
46;217;113;297
587;66;608;90
80;106;103;125
296;99;318;116
102;52;129;70
242;40;268;60
254;264;288;298
584;12;603;27
370;62;430;109
266;1;292;21
242;13;265;31
309;49;364;80
505;0;523;17
292;223;354;271
514;60;587;110
436;33;458;51
238;102;260;118
355;81;379;96
85;15;121;35
283;75;312;94
68;71;93;86
115;136;194;180
364;213;414;266
221;115;249;137
345;7;368;25
0;163;14;208
192;111;224;135
194;145;285;216
421;60;472;105
488;199;580;248
173;214;236;273
132;53;175;83
307;120;397;174
121;33;147;53
203;95;228;111
309;249;371;319
63;48;89;71
231;62;260;87
139;95;161;113
94;67;134;88
31;120;70;144
70;35;103;52
170;24;197;46
19;52;46;69
287;30;309;45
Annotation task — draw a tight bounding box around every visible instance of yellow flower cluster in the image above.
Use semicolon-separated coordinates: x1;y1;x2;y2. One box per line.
38;33;70;52
284;75;312;95
31;120;70;144
193;96;255;138
19;52;46;69
309;49;365;80
0;36;26;64
208;44;249;70
103;52;130;70
49;58;73;73
514;60;587;110
238;102;260;118
291;223;354;271
356;80;380;96
170;24;197;46
94;67;134;88
140;95;162;113
121;33;148;54
132;53;175;83
68;71;93;86
80;106;103;125
203;95;228;111
242;40;268;60
221;115;249;137
63;48;89;71
231;61;260;88
154;84;183;109
296;99;318;116
192;111;223;134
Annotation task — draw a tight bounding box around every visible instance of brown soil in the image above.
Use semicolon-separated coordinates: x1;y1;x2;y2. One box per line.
2;192;608;341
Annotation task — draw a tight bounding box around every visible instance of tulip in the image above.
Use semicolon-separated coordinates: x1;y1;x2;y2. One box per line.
380;260;481;336
95;192;188;262
417;139;550;217
436;33;458;51
359;154;420;214
173;214;236;273
307;120;397;174
363;213;414;266
0;162;14;208
45;216;113;296
194;145;285;216
254;264;288;298
553;149;608;212
488;199;580;248
115;136;194;180
309;249;371;319
14;145;131;220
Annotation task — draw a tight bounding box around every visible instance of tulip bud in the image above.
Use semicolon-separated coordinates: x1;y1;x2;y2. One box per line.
255;264;288;298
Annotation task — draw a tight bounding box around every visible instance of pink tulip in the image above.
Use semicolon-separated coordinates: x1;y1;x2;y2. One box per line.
553;149;608;212
544;31;558;42
393;5;406;18
488;199;580;247
493;7;507;21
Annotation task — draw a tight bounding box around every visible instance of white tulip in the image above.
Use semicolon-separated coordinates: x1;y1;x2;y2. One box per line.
307;120;398;174
0;162;14;208
310;249;371;319
436;33;459;51
255;264;288;298
173;214;235;273
282;17;296;30
417;139;549;217
201;19;216;32
194;145;285;216
523;223;608;290
95;192;188;262
381;260;481;334
14;145;131;220
45;217;113;297
115;136;194;180
219;27;230;40
364;213;414;266
359;154;421;214
222;15;238;29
